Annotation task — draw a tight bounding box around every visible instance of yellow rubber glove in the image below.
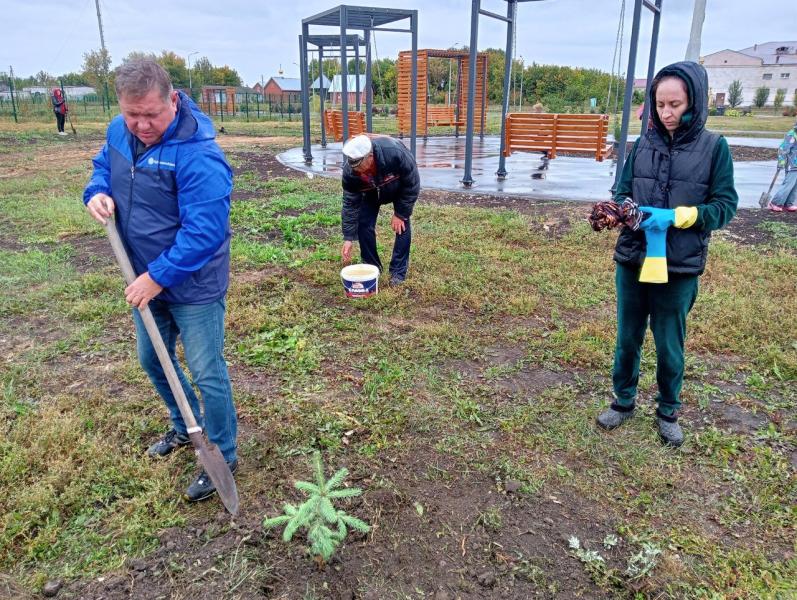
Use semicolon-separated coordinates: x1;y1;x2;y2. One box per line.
673;206;698;229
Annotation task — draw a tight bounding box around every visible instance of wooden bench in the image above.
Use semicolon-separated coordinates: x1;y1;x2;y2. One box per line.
426;105;463;127
323;109;367;142
503;113;613;161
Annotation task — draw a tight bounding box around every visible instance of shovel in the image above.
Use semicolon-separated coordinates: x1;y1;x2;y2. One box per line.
103;218;240;516
759;166;781;208
66;111;77;136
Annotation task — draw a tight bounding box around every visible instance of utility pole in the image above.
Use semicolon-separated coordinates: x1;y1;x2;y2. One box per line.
94;0;111;113
8;65;18;123
685;0;707;62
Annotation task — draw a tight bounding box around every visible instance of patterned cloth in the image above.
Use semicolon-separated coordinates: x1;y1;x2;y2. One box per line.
777;126;797;172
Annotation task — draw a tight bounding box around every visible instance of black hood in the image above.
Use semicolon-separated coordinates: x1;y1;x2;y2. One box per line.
649;61;708;144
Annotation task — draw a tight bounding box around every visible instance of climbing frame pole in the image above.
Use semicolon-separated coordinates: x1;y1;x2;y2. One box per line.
614;0;664;191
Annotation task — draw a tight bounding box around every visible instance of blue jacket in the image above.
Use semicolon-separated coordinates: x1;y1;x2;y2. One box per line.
84;91;233;304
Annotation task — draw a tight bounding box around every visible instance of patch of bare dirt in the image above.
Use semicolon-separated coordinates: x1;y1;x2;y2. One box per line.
61;445;617;600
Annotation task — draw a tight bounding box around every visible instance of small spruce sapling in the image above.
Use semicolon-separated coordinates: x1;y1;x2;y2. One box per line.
263;451;370;564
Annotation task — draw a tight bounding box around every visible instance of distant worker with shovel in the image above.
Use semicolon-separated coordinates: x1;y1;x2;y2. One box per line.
82;59;239;505
766;120;797;212
51;88;68;136
340;134;420;286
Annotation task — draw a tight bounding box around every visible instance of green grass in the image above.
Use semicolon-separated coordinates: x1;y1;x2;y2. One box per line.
0;126;795;597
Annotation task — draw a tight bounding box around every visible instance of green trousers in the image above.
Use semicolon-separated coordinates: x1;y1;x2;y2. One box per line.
612;263;699;416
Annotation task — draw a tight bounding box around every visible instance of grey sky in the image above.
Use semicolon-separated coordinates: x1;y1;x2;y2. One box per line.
4;0;796;86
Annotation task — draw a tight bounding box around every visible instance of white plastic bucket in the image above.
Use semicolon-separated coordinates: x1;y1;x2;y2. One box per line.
340;264;380;298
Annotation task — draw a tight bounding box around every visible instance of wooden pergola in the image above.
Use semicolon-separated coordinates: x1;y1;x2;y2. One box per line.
397;49;488;138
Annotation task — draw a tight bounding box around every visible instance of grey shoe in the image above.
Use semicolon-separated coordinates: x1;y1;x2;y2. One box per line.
656;415;684;447
388;275;405;287
596;404;635;430
147;429;190;457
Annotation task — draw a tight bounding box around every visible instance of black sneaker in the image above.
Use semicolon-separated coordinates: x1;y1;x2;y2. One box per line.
185;459;239;503
146;429;190;458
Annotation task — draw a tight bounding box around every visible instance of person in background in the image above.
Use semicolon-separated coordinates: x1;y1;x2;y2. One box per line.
596;61;738;447
51;88;68;136
340;134;420;286
768;120;797;212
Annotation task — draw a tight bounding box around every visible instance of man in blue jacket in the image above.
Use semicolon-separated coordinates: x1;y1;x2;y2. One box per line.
83;59;237;502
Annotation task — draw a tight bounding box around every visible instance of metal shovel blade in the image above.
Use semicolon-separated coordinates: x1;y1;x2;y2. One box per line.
189;432;239;515
759;192;771;208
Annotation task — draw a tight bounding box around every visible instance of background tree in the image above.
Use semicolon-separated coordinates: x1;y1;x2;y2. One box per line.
82;48;112;91
773;88;786;109
211;65;242;87
753;86;770;108
157;51;189;88
34;71;57;86
727;80;743;108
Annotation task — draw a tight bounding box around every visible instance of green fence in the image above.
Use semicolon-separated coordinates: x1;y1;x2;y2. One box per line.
0;89;310;124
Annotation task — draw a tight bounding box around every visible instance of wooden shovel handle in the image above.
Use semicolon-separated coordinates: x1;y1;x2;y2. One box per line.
104;218;200;432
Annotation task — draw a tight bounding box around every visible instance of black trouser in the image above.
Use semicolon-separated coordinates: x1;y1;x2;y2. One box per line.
358;201;411;280
55;112;65;132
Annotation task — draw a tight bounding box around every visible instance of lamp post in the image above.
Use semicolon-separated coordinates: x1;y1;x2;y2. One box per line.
187;51;199;98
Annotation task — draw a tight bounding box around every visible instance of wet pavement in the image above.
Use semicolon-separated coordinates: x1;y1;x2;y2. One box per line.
277;135;781;209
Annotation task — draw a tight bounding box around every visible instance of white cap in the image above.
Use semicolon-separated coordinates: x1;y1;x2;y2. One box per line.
341;135;372;163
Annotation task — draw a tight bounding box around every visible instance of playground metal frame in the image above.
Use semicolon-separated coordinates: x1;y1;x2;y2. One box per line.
460;0;663;188
300;5;419;164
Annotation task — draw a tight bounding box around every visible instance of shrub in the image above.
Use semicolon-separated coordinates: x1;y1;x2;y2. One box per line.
774;88;786;109
263;451;369;564
728;80;743;108
753;86;770;108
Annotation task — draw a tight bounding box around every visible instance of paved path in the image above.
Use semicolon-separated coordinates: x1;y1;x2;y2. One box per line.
278;135;781;209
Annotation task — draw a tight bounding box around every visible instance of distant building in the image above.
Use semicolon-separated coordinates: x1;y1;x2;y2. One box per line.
252;82;263;95
632;78;647;91
21;86;96;99
328;75;368;105
701;42;797;107
262;77;302;102
311;75;332;95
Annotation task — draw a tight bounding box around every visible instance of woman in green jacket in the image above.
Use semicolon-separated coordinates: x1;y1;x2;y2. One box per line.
596;61;738;447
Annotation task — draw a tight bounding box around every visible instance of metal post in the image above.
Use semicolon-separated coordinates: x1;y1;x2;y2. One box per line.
496;1;516;178
365;30;373;132
410;10;418;156
319;46;327;147
462;0;480;186
641;0;662;130
480;54;488;139
300;28;313;163
340;6;350;141
613;0;644;191
455;58;463;138
8;66;18;123
355;37;361;112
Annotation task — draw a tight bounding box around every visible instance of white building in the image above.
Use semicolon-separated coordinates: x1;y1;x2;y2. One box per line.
701;42;796;107
20;86;97;99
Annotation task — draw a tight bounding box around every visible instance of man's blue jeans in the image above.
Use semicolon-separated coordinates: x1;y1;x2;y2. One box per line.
132;298;237;462
358;201;411;281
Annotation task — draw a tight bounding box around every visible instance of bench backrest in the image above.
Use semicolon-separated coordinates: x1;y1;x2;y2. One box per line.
427;105;462;127
503;113;612;161
324;109;367;142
